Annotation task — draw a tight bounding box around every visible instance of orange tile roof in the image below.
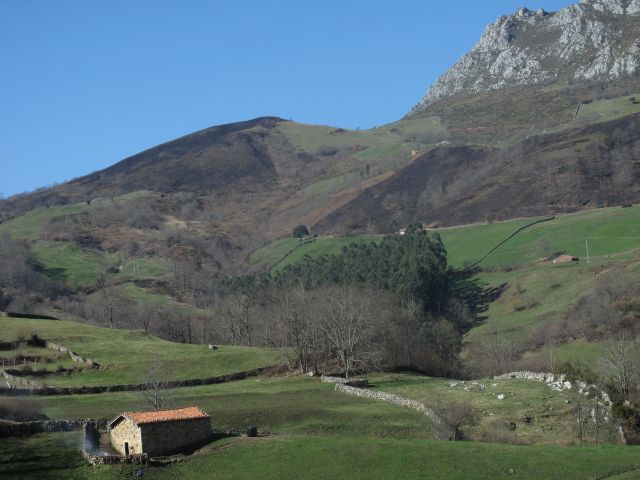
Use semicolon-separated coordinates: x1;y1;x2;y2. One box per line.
124;406;210;425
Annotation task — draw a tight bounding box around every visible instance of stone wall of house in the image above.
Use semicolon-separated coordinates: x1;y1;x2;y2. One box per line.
139;418;212;456
109;418;143;456
334;383;444;426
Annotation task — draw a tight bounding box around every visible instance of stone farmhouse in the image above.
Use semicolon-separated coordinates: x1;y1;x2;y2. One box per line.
107;406;212;457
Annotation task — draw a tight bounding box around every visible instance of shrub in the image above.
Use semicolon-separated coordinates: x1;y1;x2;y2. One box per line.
0;397;46;422
292;224;309;239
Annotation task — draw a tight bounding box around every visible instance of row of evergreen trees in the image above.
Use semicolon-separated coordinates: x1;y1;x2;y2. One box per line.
222;226;496;375
273;225;451;316
226;224;485;330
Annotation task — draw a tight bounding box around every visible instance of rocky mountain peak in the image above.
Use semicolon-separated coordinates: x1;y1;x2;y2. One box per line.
414;0;640;109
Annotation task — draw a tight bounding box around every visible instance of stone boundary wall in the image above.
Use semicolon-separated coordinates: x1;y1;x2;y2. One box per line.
320;375;369;387
83;451;149;466
334;383;444;426
44;340;100;368
495;371;612;407
0;341;19;351
321;375;350;384
0;418;108;437
495;371;627;443
1;368;45;389
0;363;289;396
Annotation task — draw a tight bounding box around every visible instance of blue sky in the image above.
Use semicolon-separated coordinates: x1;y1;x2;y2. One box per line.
1;0;574;197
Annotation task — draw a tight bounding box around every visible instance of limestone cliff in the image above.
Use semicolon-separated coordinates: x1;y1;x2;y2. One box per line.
414;0;640;108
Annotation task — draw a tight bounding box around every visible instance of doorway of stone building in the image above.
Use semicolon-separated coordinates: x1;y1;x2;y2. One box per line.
125;442;130;456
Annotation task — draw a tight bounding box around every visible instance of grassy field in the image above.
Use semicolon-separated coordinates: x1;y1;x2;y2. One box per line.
30;242;119;289
30;370;610;445
250;206;640;271
275;120;441;202
576;93;640;124
0;204;87;240
466;261;597;343
366;372;616;445
0;317;286;387
0;192;173;292
3;433;640;480
246;205;640;366
0;432;90;480
249;235;380;272
438;207;640;268
4;372;636;478
39;375;433;438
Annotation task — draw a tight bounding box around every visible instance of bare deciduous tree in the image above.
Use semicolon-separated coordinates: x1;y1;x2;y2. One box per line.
476;331;518;377
220;293;254;345
318;285;384;379
140;359;173;410
601;338;640;401
431;399;480;441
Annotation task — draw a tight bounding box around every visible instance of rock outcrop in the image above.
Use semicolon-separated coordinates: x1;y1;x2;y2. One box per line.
415;0;640;107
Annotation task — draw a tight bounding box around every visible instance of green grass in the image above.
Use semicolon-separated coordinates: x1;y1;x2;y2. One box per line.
247;206;640;366
378;116;449;143
576;93;640;123
120;256;170;280
277;121;392;154
0;432;90;480
465;254;640;363
249;235;380;272
114;282;172;305
0;317;287;387
39;375;432;439
250;206;640;272
0;204;86;240
438;206;640;268
354;141;419;162
366;372;615;445
248;237;301;268
466;261;598;344
30;241;119;288
7;433;640;480
301;172;363;197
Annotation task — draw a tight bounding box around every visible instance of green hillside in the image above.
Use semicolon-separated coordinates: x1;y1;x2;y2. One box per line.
251;206;640;272
0;316;286;387
249;234;380;272
248;206;640;367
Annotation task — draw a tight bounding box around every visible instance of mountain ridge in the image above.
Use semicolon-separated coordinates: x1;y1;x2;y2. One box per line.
0;0;639;278
413;0;640;109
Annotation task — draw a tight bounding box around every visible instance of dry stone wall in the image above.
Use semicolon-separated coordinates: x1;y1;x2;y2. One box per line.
495;371;612;407
333;383;444;426
320;376;369;387
1;368;45;389
82;451;149;466
44;340;100;368
0;418;108;437
0;363;288;396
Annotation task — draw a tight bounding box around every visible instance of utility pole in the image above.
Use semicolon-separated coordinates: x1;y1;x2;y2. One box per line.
585;239;590;264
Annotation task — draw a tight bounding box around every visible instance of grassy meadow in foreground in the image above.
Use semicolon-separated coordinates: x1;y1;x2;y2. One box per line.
3;433;640;480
